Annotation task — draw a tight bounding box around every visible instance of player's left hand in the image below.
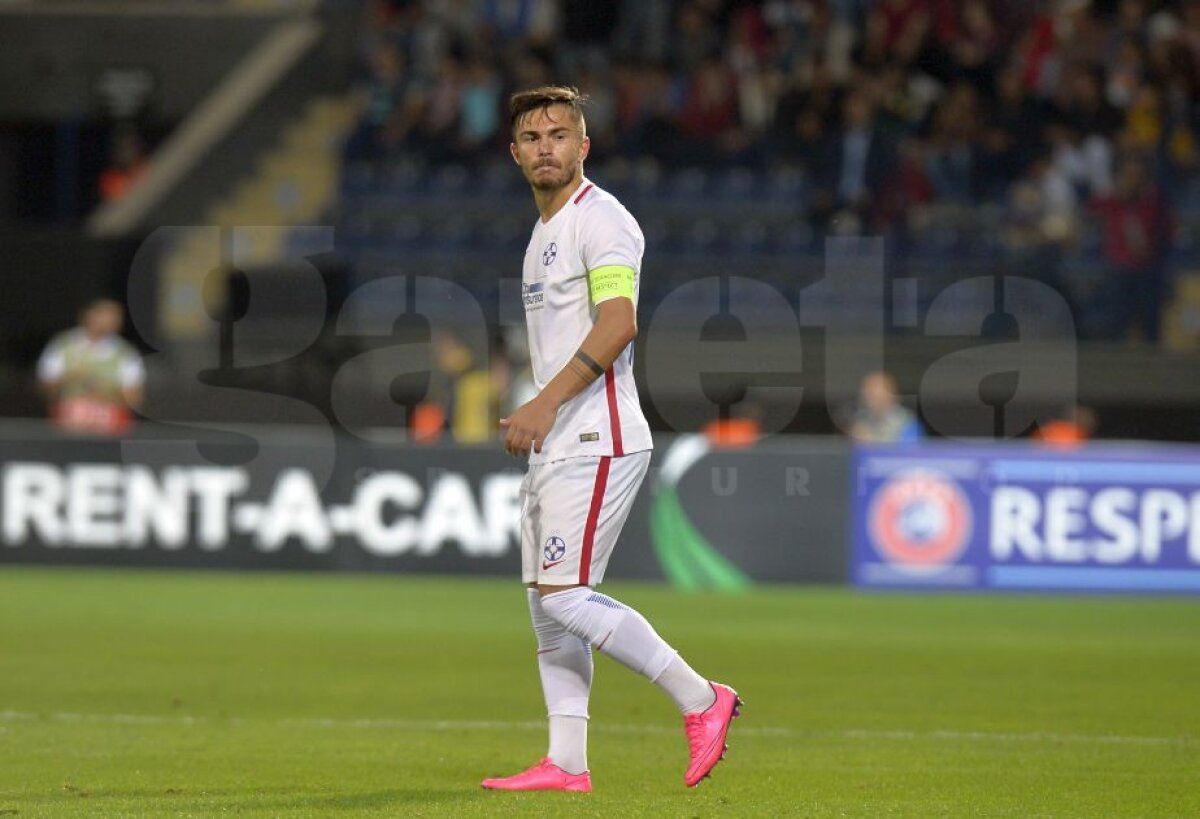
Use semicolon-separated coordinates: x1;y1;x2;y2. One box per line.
500;396;557;457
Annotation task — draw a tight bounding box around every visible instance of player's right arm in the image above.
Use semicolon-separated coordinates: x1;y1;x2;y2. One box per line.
501;296;635;457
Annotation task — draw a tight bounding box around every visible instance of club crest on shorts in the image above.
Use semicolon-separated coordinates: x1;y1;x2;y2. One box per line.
543;535;567;562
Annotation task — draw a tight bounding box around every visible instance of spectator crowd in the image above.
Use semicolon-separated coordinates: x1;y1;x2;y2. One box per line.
344;0;1200;342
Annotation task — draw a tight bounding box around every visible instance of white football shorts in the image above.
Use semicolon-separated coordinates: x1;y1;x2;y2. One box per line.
520;450;652;586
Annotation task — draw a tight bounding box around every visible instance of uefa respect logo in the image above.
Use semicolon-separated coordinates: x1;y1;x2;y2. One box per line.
867;470;973;574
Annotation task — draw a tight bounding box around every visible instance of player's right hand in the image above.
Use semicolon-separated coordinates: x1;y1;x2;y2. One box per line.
500;395;557;457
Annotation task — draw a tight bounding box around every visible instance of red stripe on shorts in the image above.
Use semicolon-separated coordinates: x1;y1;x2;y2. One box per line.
573;183;595;204
579;456;611;586
605;367;624;456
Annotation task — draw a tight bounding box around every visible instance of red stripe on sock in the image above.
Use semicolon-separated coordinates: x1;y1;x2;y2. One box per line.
604;367;624;456
579;456;611;586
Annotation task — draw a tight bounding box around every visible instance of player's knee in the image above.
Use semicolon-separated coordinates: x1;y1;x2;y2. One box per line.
539;585;590;630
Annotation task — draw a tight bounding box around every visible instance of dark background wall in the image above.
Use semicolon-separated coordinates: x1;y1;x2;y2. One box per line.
0;12;280;120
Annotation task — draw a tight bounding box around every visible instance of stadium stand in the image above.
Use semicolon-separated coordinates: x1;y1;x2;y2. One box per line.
330;0;1200;345
4;0;1200;435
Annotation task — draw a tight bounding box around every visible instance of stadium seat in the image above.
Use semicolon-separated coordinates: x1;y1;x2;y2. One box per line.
388;215;426;250
631;159;664;198
428;164;471;197
765;166;807;203
481;161;519;196
716;167;757;201
667;167;710;202
484;216;527;251
681;218;721;254
383;159;426;195
772;220;817;254
730;220;769;254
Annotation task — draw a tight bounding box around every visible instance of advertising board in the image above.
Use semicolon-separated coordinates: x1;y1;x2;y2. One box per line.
854;443;1200;593
0;425;850;585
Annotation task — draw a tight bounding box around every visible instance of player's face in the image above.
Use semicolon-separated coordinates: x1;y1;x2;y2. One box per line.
510;105;590;192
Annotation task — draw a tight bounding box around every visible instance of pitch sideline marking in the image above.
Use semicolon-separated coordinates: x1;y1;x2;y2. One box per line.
0;710;1190;748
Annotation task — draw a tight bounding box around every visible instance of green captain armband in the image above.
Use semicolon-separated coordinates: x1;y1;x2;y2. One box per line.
587;265;635;303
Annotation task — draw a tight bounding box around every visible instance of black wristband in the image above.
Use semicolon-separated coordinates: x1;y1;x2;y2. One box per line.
574;350;605;379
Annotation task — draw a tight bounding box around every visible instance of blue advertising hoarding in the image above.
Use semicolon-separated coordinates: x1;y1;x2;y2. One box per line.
853;443;1200;594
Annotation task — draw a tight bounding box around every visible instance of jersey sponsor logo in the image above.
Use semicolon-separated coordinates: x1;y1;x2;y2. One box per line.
542;535;567;569
522;281;544;310
868;470;972;573
579;432;599;443
542;242;557;266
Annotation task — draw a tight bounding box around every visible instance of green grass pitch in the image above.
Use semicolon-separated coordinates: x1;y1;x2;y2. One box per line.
1;567;1198;818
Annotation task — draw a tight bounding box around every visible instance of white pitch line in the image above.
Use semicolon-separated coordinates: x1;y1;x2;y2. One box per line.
0;711;1191;748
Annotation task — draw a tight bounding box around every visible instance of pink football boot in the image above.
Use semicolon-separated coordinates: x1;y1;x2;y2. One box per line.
481;757;592;793
683;682;742;787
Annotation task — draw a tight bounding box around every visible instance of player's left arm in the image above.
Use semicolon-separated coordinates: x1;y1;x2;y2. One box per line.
501;269;637;457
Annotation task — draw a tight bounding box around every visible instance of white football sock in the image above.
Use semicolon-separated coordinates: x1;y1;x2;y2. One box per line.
653;654;717;714
541;587;677;682
528;589;591;774
547;715;588;775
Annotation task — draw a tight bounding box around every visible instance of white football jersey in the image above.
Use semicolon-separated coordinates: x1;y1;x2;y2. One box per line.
521;177;653;464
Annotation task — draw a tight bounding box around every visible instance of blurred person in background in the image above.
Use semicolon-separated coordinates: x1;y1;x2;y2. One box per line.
978;65;1047;199
875;136;935;233
866;0;932;69
1034;404;1098;448
848;370;922;444
97;125;147;203
1089;154;1175;343
678;56;741;164
500;324;539;416
701;403;763;449
37;299;143;436
457;53;503;156
922;80;983;206
613;0;672;64
343;40;413;162
412;331;496;443
1004;147;1082;326
814;89;896;231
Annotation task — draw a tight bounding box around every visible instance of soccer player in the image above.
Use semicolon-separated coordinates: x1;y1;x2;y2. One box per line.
481;86;741;794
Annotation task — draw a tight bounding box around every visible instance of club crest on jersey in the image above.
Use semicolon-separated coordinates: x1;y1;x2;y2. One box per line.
543;536;567;562
868;469;972;574
542;242;557;266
